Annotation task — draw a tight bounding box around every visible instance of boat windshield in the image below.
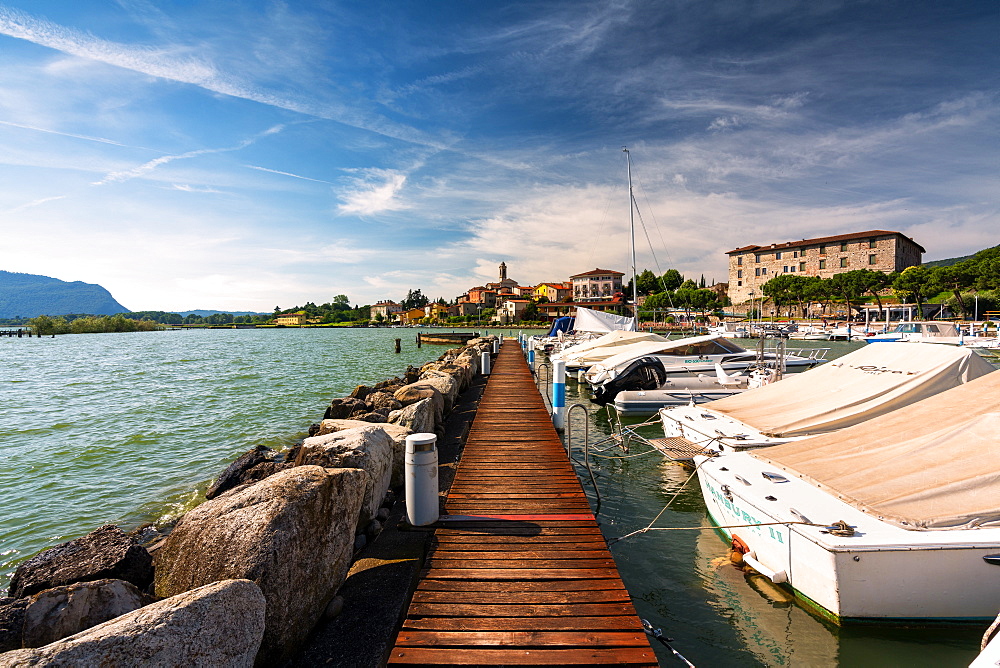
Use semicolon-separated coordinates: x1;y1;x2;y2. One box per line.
668;339;746;356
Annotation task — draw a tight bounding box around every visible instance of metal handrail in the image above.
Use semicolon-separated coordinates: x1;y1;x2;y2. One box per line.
565;403;601;507
534;361;552;411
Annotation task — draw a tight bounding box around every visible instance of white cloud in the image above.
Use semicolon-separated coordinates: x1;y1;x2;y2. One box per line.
336;169;409;216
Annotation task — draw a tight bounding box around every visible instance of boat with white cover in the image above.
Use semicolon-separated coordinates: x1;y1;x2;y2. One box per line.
549;328;668;371
533;307;639;357
659;342;994;451
585;334;826;405
865;320;963;345
692;370;1000;622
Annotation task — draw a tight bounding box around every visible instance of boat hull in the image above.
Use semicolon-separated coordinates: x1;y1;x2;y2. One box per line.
696;454;1000;622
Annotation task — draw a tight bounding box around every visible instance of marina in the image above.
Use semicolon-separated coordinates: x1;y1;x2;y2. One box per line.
1;329;996;665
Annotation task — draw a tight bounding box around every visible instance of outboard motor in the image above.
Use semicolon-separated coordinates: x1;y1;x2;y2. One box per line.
591;356;667;405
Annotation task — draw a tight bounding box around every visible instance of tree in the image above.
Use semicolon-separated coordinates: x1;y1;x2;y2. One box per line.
828;272;867;319
401;289;429;310
934;263;973;315
522;300;540;322
661;269;683;292
892;265;942;316
762;275;809;317
630;269;660;296
850;269;891;318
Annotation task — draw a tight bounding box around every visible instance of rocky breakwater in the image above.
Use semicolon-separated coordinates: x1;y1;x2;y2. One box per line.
0;336;496;666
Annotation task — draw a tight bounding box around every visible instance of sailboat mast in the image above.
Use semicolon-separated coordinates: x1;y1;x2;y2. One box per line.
623;147;638;319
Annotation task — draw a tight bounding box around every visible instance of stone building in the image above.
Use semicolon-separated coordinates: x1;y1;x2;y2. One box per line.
726;230;924;304
570;268;624;301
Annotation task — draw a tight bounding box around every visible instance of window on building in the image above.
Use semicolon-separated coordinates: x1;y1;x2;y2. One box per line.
819;259;826;270
793;251;799;258
799;262;806;272
869;239;877;249
869;254;877;265
755;254;761;263
762;267;767;274
737;270;743;279
840;257;848;268
819;245;826;254
737;280;742;286
783;266;789;273
775;251;782;260
791;265;797;272
840;242;849;251
737;256;743;266
755;268;761;277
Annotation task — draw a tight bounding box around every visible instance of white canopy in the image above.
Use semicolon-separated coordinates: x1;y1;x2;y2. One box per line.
752;370;1000;530
587;334;744;374
705;342;994;437
573;306;636;332
551;330;666;366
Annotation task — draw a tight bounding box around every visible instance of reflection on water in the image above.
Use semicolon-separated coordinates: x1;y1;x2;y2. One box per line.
561;340;986;667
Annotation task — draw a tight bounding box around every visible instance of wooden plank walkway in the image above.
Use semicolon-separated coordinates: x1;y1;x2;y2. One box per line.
389;341;657;666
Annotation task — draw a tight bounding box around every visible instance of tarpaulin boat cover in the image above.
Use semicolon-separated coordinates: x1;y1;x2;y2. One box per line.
705;342;994;437
587;334;747;373
751;371;1000;530
573;307;637;332
544;316;575;337
552;329;666;366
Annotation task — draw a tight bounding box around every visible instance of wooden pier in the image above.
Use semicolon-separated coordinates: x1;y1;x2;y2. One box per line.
389;341;657;666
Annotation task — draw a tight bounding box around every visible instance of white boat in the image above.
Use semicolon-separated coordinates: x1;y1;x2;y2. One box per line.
659;342;994;451
825;324;869;341
708;321;750;338
534;307;640;357
549;328;666;371
585;334;826;405
613;364;777;415
692;369;1000;622
865;321;963;345
788;325;830;341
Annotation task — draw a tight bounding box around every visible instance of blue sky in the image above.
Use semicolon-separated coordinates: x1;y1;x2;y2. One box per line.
1;1;996;312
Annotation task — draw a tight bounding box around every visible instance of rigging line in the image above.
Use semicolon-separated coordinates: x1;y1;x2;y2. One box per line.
631;163;674;269
607;457;706;546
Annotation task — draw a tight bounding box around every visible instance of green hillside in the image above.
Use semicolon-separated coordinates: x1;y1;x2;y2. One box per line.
0;271;130;318
924;245;999;268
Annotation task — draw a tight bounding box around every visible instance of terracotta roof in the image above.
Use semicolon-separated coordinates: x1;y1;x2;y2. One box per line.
570;268;625;278
726;230;925;255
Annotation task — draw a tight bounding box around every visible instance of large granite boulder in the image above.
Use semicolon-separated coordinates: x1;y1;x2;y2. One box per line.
388;396;440;436
0;579;265;668
21;578;147;648
154;466;366;666
392;384;445;428
8;525;153;600
417;371;460;411
312;422;411;487
0;597;29;653
297;428;393;525
367;390;402;414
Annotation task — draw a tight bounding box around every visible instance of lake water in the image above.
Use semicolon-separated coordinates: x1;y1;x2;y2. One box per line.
0;330;989;665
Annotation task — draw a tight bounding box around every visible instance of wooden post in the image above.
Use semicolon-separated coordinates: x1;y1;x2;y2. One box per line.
395;338;401;353
416;332;422;348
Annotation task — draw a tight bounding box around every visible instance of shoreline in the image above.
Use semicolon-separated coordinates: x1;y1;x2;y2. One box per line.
1;336;498;664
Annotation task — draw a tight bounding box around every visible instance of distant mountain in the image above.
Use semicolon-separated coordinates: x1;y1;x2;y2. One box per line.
924;245;999;268
177;310;267;317
0;271;130;318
